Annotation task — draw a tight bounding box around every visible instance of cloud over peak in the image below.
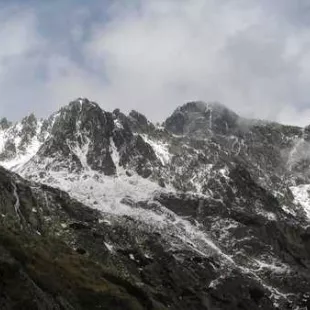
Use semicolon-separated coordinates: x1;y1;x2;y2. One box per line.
1;0;310;126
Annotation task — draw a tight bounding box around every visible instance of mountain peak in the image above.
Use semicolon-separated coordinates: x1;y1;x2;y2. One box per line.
51;98;104;135
127;110;155;133
165;101;239;137
177;101;231;114
66;98;101;112
21;113;37;128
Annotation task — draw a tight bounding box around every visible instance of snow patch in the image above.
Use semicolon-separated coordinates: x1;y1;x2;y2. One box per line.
114;119;124;130
11;181;20;217
104;242;114;253
282;205;296;216
290;184;310;219
252;258;289;274
110;138;120;169
141;135;171;165
67;136;91;171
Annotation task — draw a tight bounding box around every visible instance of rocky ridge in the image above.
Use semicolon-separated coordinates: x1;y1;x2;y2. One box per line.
1;98;310;309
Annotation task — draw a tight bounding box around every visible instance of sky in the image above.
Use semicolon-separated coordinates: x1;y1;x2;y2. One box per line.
1;0;310;125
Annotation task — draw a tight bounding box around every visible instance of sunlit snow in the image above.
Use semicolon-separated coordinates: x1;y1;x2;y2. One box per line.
290;184;310;219
141;134;171;165
0;120;44;170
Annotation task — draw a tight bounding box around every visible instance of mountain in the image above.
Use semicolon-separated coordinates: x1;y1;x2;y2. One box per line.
1;98;310;309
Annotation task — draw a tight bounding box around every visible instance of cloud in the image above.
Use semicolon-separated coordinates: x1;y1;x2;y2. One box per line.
1;0;310;126
85;0;262;120
0;5;45;117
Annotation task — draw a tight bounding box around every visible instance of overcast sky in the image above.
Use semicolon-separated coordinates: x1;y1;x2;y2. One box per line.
1;0;310;125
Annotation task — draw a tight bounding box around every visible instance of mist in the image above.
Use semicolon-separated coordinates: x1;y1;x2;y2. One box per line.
1;0;310;126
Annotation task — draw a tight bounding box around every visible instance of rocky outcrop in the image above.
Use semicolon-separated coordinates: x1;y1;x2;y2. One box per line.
0;167;280;309
2;99;310;308
164;101;239;137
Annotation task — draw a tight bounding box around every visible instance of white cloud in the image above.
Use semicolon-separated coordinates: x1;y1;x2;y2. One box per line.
84;0;263;120
1;0;310;126
0;6;43;117
82;0;310;125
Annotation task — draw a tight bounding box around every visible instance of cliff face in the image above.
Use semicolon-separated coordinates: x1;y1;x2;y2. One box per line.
1;99;310;309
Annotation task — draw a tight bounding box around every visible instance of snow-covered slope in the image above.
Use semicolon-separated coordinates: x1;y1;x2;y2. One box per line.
0;117;42;169
0;112;60;170
2;98;310;309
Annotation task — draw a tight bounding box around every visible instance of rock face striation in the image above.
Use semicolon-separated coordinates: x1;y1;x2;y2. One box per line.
1;98;310;309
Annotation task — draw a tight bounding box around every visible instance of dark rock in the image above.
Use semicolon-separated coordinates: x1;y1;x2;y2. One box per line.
0;118;11;130
128;110;155;134
76;247;87;255
165;101;239;137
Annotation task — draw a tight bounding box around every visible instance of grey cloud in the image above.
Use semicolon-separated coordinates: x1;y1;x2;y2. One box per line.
1;0;310;126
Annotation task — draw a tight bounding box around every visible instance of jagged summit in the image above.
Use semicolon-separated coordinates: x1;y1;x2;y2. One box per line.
177;101;234;114
16;98;163;180
0;112;45;169
69;97;100;109
58;98;102;122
